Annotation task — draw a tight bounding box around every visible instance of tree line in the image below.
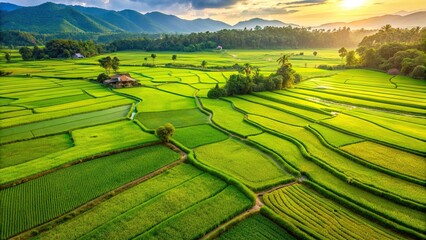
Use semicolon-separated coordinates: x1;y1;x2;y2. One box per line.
208;55;300;98
338;25;426;79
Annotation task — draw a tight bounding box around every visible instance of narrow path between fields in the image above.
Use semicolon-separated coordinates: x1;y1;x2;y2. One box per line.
11;143;187;240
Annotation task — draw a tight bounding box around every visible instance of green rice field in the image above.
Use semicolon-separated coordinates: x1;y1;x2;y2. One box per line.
0;49;425;240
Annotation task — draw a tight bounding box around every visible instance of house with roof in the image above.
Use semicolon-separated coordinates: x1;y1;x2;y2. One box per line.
103;73;139;88
73;53;84;58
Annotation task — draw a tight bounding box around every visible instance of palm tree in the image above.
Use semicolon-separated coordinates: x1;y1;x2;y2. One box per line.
239;63;252;76
276;54;289;67
201;60;207;68
151;53;157;64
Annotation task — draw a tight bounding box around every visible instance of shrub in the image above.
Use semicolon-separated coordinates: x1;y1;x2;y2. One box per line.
0;70;12;76
207;84;226;99
97;73;109;83
410;65;426;79
156;123;175;143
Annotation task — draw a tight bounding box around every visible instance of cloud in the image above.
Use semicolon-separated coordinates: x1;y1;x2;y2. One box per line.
127;0;243;9
242;7;298;16
192;0;242;9
285;0;327;5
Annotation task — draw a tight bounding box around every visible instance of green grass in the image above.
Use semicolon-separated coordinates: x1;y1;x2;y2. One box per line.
0;121;159;185
77;173;227;240
0;145;180;240
0;105;130;144
309;123;363;147
341;141;426;181
135;186;252;240
226;97;312;127
194;138;293;190
158;83;196;96
36;164;204;240
248;115;426;205
19;94;94;108
249;133;426;233
201;98;262;137
217;214;296;240
173;124;229;148
264;184;401;240
0;134;72;169
0;109;33;119
136;108;208;129
322;113;426;154
117;87;196;112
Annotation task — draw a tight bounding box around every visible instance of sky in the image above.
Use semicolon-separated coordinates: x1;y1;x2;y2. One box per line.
4;0;426;26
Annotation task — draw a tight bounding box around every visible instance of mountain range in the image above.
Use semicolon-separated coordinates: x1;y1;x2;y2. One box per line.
1;2;425;34
0;2;296;34
316;12;426;30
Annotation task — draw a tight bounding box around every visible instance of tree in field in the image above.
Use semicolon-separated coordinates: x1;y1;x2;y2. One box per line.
346;50;358;66
172;54;177;62
98;56;113;75
151;53;157;64
156;123;175;143
112;57;120;73
276;54;290;67
201;60;207;68
338;47;348;63
97;73;109;82
313;51;318;56
144;57;148;63
19;47;33;61
239;63;252;76
5;52;11;63
207;83;226;99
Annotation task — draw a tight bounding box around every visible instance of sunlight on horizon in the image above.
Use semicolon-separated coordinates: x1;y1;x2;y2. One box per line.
341;0;366;10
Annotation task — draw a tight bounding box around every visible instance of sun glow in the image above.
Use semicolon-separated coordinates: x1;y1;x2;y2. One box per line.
341;0;366;9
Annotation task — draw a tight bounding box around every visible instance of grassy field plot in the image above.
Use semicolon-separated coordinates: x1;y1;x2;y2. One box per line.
309;123;363;147
248;115;426;205
173;124;229;148
194;138;293;190
217;214;296;240
322;113;426;154
136;108;208;129
158;83;196;96
0;145;180;240
341;141;426;181
0;121;159;185
264;184;401;240
249;133;426;234
118;87;196;112
201;98;262;136
0;134;73;169
0;105;130;144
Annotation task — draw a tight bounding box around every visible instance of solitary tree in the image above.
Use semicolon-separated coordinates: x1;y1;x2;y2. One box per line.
98;56;113;74
313;51;318;56
156;123;175;143
172;54;177;62
338;47;348;63
201;60;207;68
151;53;157;64
144;57;148;62
112;56;120;73
5;52;11;63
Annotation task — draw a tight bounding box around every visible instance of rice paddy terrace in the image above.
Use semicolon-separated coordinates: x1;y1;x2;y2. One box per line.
0;49;425;240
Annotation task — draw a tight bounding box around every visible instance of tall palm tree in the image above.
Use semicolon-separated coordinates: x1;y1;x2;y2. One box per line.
240;63;252;76
276;54;289;67
151;53;157;64
201;60;207;68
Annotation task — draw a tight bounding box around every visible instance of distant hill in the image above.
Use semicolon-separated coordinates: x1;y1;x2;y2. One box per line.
0;2;21;11
233;18;297;29
316;12;426;30
0;2;297;34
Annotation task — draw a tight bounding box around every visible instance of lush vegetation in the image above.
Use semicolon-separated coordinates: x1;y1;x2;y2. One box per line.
0;145;180;239
194;138;293;190
1;48;424;240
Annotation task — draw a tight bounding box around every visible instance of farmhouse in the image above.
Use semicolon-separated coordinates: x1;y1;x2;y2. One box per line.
103;73;139;88
73;53;84;58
